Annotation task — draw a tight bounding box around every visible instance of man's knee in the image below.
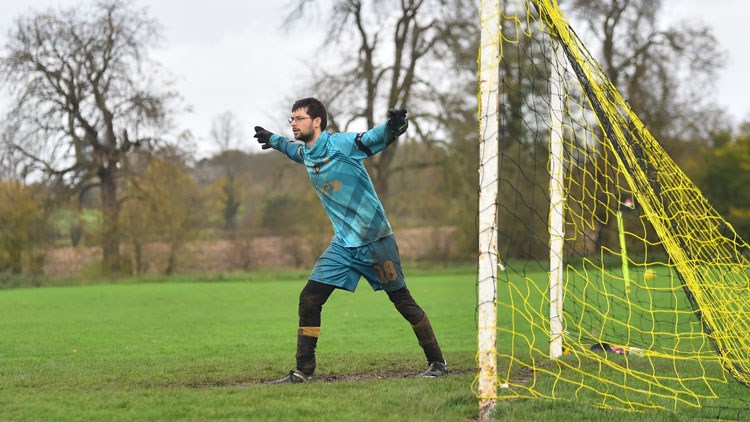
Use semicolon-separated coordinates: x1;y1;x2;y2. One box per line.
387;287;425;325
299;290;321;312
298;280;334;325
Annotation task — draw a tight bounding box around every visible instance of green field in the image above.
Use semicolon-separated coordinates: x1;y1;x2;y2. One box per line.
0;268;735;421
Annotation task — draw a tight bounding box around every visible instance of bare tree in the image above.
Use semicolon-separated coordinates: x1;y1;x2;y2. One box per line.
210;111;242;153
0;0;180;273
568;0;726;147
209;111;244;230
285;0;477;200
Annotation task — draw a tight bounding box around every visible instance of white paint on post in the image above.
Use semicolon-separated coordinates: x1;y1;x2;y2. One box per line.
548;39;567;360
477;0;500;419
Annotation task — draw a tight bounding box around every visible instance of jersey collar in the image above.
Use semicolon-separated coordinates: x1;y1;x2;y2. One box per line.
305;131;330;158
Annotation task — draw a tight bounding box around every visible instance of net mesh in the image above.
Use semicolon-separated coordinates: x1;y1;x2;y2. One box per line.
475;0;750;417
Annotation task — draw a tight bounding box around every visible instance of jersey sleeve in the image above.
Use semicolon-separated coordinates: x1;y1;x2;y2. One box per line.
269;134;304;164
337;123;396;160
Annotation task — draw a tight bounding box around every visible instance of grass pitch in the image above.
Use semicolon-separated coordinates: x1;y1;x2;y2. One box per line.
0;269;479;421
0;267;728;420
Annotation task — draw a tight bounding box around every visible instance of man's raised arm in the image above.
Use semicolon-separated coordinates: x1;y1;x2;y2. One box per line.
253;126;304;163
354;108;409;157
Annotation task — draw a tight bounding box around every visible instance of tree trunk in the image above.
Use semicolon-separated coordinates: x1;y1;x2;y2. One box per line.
9;242;22;274
373;146;396;202
100;166;121;273
165;241;177;275
134;240;144;275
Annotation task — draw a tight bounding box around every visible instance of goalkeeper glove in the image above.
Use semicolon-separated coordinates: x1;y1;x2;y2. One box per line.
387;108;408;137
254;126;274;150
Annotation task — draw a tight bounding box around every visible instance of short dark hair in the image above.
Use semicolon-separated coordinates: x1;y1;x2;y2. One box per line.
292;97;327;130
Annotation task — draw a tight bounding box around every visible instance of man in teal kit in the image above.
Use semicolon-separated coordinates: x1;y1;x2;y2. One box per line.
254;97;447;383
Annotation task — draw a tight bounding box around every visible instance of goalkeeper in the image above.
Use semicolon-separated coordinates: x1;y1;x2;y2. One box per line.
254;97;447;383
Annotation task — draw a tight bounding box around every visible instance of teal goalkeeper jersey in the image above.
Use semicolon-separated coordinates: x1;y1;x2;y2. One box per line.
269;123;395;248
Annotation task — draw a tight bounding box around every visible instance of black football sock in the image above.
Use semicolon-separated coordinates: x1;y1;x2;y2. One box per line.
387;287;444;364
296;280;335;375
411;314;444;364
295;330;319;375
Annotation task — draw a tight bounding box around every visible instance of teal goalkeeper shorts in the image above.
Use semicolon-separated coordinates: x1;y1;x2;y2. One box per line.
310;234;406;292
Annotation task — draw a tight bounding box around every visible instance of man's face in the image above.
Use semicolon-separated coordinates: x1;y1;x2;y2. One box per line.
290;108;315;143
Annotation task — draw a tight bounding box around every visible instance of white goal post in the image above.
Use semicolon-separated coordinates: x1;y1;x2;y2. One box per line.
477;0;500;419
548;39;567;360
477;1;569;417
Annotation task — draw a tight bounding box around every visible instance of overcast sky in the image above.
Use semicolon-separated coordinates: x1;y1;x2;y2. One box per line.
0;0;323;158
666;0;750;122
0;0;748;159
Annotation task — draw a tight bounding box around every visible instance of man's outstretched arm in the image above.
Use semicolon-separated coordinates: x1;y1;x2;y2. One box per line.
353;108;409;157
254;126;304;163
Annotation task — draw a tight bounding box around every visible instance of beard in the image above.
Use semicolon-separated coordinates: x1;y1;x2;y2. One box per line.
296;130;314;143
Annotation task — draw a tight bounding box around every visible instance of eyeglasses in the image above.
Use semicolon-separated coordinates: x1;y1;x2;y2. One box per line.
288;116;312;124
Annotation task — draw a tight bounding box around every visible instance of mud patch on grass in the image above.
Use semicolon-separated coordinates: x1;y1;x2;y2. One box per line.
186;367;475;388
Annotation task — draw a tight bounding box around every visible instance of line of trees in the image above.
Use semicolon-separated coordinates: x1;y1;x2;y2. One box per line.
0;0;748;278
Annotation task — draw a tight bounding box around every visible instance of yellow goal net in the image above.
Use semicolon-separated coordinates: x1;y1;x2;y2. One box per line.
476;0;750;418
